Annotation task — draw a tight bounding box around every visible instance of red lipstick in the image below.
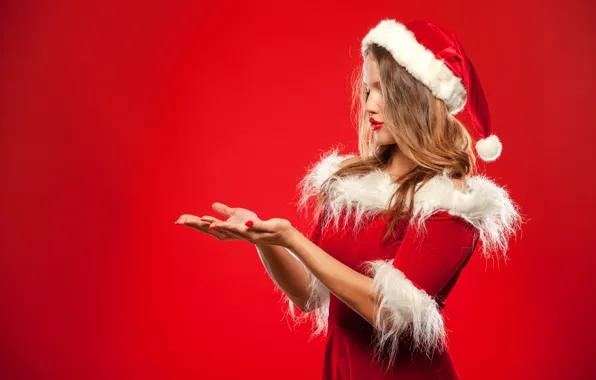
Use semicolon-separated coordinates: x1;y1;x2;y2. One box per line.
369;117;383;131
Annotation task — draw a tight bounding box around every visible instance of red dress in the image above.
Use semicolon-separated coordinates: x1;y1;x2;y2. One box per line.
258;149;520;379
314;209;477;379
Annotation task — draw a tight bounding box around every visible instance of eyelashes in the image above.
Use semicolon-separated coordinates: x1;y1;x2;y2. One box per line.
364;86;383;99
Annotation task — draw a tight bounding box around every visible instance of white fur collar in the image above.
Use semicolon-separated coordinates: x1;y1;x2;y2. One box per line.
298;149;522;259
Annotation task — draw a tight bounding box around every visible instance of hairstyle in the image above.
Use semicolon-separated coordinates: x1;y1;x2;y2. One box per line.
315;43;478;241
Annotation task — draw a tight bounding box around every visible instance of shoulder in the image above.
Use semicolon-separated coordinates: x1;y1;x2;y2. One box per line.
296;148;358;211
415;210;478;241
298;149;358;191
415;173;517;221
413;172;523;259
297;148;523;259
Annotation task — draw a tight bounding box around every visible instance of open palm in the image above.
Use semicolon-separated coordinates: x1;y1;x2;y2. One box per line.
175;202;260;241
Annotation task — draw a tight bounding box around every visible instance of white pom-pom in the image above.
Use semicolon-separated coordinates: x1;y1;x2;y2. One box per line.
476;134;502;162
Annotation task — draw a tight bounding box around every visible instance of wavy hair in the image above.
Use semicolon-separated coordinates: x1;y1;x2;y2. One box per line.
314;43;478;241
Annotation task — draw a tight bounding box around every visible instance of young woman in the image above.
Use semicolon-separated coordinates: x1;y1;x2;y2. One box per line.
175;19;521;380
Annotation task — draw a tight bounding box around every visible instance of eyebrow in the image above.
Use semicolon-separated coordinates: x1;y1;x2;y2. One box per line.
363;80;380;87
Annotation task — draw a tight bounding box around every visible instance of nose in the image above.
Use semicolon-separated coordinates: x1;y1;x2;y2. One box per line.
364;96;380;115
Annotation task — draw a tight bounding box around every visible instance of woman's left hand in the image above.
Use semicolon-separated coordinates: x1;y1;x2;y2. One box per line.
210;214;298;248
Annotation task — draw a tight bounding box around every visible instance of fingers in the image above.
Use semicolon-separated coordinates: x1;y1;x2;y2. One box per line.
212;217;286;243
175;214;236;241
212;222;256;242
212;220;270;235
175;214;205;227
244;219;275;233
199;215;222;224
206;224;240;240
199;216;242;239
212;202;234;218
214;221;250;235
175;214;220;227
214;221;278;244
175;214;213;232
216;229;245;240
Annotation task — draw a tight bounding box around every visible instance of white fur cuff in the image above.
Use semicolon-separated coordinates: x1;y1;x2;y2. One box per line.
364;259;446;366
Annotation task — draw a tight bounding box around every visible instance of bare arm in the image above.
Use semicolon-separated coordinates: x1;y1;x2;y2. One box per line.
176;203;324;313
254;244;314;312
284;233;377;325
256;157;358;312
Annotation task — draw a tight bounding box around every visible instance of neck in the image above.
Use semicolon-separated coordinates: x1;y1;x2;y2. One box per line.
385;145;416;181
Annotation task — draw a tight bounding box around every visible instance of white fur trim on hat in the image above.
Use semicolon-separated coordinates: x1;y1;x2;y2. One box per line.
363;260;445;368
298;148;522;259
255;246;330;339
361;19;467;114
476;134;502;162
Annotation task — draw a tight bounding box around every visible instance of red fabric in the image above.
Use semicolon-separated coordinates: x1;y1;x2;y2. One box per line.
392;212;479;302
308;209;479;380
405;20;492;142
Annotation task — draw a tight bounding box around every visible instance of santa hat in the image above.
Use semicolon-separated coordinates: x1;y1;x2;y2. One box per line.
361;19;502;162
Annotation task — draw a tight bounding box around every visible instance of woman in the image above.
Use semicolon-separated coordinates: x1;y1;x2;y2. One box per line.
175;19;521;379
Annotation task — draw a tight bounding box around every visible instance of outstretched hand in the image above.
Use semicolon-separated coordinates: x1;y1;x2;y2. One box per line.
175;202;260;241
175;202;299;247
209;217;298;247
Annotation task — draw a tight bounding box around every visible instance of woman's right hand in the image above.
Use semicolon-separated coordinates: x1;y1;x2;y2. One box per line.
175;202;261;241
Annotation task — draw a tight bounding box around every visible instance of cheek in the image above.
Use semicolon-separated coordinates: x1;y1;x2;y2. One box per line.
376;129;396;144
376;94;385;109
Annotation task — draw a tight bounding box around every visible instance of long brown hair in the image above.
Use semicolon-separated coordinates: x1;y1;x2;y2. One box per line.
314;43;477;241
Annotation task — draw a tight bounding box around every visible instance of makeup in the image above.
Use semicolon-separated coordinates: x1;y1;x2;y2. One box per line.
369;117;383;131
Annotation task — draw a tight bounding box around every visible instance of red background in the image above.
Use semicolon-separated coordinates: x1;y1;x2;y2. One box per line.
2;0;595;379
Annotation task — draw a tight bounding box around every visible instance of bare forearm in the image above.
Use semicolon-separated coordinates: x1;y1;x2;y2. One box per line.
285;230;376;325
255;244;312;310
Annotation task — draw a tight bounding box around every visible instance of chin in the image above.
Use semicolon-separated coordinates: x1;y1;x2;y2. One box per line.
374;133;396;146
